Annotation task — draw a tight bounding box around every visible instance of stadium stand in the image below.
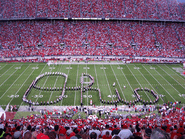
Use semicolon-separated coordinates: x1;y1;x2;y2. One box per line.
25;0;37;18
0;106;184;139
0;21;184;58
0;0;185;20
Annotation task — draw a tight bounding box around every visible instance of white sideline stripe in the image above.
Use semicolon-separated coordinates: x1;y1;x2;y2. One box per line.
8;64;39;104
0;65;14;78
142;65;176;102
110;65;126;100
156;65;184;96
20;64;48;106
102;65;114;101
48;65;63;102
61;64;71;105
126;65;151;101
94;65;102;106
0;64;7;70
135;64;161;100
164;65;185;89
74;64;79;105
0;65;18;87
0;64;26;99
35;64;52;102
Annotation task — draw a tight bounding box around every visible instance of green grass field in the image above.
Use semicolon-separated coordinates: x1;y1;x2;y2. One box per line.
0;62;184;108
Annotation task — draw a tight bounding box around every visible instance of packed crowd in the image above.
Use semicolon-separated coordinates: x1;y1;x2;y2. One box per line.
0;107;184;139
0;21;184;58
0;0;185;20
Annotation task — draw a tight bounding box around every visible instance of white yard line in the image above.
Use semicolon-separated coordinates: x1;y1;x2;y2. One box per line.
0;65;19;87
74;64;79;105
0;64;27;99
134;64;162;100
118;63;143;104
35;64;52;103
94;65;102;106
61;64;71;105
110;64;126;100
0;64;8;70
162;65;185;89
126;65;151;101
102;65;114;102
8;64;39;104
165;64;185;81
142;65;176;102
156;65;184;96
48;65;63;102
117;64;134;100
20;64;47;106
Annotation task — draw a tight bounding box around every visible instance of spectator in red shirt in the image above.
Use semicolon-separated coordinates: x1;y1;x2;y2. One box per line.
102;131;112;139
37;132;50;139
59;126;66;136
65;128;76;139
177;124;184;135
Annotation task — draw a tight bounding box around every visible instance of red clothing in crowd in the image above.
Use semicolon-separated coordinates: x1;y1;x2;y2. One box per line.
102;134;112;139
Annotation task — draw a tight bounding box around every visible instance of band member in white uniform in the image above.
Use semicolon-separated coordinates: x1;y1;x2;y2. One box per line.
113;82;115;87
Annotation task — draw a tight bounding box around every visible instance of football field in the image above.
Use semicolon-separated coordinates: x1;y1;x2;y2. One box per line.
0;62;184;109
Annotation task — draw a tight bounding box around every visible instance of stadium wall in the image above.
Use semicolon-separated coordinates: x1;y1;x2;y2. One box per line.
0;56;184;64
0;17;185;23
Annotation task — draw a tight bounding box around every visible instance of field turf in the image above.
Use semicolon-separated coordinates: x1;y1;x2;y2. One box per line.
0;62;184;108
